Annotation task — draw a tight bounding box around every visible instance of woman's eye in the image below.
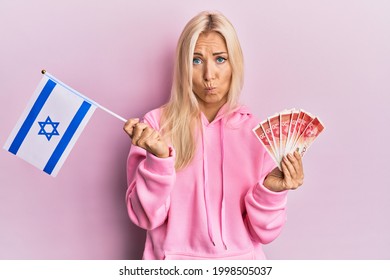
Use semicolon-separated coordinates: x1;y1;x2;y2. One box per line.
216;57;227;63
193;58;202;65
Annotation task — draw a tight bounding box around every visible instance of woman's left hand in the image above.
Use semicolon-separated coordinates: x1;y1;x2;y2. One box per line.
263;151;304;192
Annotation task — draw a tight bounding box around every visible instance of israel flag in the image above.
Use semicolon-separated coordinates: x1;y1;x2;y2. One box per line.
4;73;97;177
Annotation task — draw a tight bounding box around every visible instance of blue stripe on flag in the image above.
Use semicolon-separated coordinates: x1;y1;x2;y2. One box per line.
43;101;92;175
8;79;56;154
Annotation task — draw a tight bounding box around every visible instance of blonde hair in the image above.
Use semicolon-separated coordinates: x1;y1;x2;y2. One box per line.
161;11;244;170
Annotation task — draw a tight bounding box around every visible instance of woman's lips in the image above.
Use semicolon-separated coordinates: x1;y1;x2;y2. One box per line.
205;87;216;94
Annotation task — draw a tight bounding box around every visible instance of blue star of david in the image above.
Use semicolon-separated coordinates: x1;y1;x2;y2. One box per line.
38;116;60;141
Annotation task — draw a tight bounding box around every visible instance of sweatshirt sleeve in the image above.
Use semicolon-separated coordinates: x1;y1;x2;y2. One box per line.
125;113;176;230
244;151;288;244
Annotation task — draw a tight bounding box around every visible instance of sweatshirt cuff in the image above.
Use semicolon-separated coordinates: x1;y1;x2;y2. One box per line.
144;147;175;175
252;183;288;208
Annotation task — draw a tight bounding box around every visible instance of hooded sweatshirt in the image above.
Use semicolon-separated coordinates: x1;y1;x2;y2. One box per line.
126;105;288;260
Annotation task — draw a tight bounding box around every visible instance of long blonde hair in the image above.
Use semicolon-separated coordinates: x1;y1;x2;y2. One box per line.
160;11;244;170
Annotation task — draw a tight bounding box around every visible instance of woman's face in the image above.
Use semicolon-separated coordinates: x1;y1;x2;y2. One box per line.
192;31;232;111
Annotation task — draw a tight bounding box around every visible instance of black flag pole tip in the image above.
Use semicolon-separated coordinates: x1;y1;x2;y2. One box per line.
41;69;46;74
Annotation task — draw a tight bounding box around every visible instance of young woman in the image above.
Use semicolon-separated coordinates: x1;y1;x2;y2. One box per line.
123;11;304;260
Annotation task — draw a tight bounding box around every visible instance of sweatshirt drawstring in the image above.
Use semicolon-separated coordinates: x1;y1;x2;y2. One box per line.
220;118;228;250
201;123;216;246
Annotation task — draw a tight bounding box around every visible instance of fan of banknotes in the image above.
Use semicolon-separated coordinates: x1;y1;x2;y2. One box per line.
253;108;325;168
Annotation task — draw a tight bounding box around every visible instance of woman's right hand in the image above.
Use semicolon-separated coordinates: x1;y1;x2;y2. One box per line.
123;118;170;158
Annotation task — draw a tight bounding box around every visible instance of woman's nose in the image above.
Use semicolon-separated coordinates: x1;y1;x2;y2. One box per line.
203;61;216;81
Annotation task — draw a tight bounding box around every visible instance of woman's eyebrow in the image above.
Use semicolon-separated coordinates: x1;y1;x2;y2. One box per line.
193;51;227;56
213;52;228;56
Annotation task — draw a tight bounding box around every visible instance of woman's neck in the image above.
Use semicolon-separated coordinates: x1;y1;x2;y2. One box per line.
198;98;228;123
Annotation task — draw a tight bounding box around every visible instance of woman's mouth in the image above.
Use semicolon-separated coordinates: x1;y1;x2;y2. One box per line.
205;87;216;94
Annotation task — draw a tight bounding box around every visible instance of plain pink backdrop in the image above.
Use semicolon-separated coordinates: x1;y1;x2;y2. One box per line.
1;0;389;259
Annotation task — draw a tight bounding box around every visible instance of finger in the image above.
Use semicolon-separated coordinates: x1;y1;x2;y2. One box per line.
142;131;161;152
136;127;155;148
143;130;159;145
286;153;299;175
283;155;297;178
143;131;169;158
293;150;303;168
282;161;298;190
131;123;149;145
285;153;304;188
290;151;304;183
281;159;292;188
123;118;140;137
294;149;303;162
282;157;301;190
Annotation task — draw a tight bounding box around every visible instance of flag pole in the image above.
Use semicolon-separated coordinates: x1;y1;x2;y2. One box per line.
94;103;127;122
41;70;127;123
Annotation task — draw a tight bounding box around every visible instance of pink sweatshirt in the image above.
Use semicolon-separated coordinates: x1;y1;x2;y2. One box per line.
126;105;288;260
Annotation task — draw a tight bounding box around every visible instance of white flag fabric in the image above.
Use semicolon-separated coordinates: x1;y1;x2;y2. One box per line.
4;74;96;177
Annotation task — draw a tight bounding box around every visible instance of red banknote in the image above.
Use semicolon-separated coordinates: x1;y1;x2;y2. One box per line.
253;109;325;168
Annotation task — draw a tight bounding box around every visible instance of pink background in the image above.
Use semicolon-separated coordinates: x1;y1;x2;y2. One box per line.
1;0;389;259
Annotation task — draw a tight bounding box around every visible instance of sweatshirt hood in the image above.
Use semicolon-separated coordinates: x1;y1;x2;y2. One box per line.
202;104;253;127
